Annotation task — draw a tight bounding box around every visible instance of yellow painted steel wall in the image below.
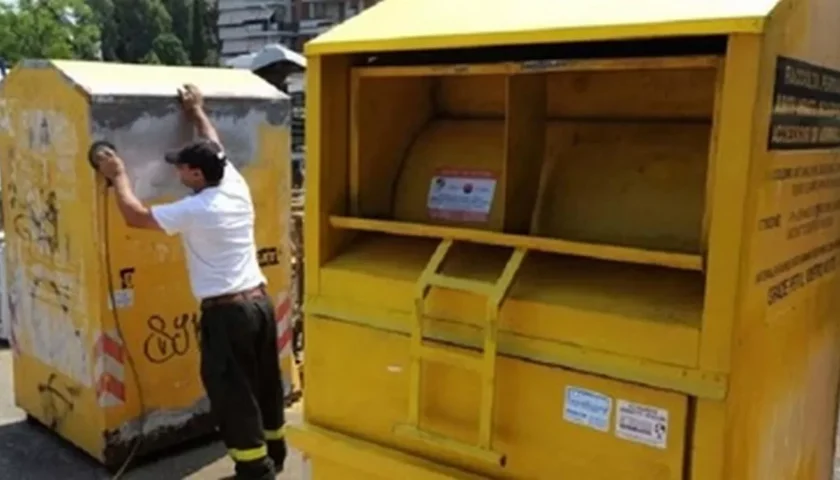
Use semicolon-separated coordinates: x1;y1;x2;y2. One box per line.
0;62;292;467
0;63;104;458
698;0;840;479
299;56;714;480
92;116;291;463
295;0;840;478
304;317;689;479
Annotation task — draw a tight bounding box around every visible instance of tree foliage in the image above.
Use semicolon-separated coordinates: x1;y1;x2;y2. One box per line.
87;0;219;66
0;0;101;64
0;0;220;66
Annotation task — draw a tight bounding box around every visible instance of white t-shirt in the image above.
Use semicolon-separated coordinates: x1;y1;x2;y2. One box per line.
150;163;266;300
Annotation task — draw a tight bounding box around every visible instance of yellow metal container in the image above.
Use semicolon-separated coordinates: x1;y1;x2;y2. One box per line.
0;60;296;468
292;0;840;478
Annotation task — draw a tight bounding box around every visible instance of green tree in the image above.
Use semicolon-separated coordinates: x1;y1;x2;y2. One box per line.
86;0;218;66
110;0;172;62
0;0;101;64
139;50;161;64
152;32;189;65
85;0;117;60
189;0;219;66
162;0;191;55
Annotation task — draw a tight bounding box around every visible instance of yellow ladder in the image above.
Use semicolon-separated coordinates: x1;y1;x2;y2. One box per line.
394;239;528;467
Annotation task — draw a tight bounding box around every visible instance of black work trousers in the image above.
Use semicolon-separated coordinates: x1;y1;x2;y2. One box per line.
199;295;287;480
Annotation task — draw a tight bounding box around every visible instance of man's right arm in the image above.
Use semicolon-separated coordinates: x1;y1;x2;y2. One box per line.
179;84;222;147
187;107;222;146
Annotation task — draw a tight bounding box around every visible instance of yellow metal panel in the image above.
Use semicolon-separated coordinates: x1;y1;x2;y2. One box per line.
300;0;840;477
0;61;292;467
318;235;702;368
545;66;719;120
505;75;545;234
306;0;778;55
0;65;104;459
350;74;433;217
353;55;720;79
437;76;506;118
303;55;352;297
697;36;763;374
330;217;703;271
716;0;840;477
304;317;689;479
533;121;711;254
690;399;726;480
288;424;485;480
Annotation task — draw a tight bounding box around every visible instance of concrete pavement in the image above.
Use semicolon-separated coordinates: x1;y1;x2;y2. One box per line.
0;346;306;480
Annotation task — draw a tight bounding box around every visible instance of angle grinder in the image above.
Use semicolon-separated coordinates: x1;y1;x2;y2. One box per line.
88;140;117;186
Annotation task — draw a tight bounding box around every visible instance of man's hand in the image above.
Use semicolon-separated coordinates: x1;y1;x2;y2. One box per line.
95;146;161;231
95;147;126;180
177;83;221;145
177;84;204;116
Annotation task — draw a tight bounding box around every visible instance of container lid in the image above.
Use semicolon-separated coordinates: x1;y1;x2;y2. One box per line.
21;59;286;99
306;0;780;55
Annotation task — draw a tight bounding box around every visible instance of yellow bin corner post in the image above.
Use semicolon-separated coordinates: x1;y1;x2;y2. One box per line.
293;0;840;479
0;59;299;470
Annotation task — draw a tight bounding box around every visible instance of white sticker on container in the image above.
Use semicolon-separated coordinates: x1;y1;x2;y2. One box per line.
563;386;612;432
427;169;497;223
615;399;669;449
108;289;134;310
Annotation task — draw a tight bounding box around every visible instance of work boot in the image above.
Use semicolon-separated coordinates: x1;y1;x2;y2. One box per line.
233;456;275;480
267;438;288;472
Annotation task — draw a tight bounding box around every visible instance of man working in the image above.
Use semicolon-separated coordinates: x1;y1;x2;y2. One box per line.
95;84;287;480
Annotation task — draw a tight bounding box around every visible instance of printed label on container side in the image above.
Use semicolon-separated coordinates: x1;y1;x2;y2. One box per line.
615;399;669;449
563;386;612;432
427;169;497;223
108;289;134;310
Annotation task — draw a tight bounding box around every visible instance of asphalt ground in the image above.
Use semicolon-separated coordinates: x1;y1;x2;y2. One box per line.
0;345;306;480
3;343;840;479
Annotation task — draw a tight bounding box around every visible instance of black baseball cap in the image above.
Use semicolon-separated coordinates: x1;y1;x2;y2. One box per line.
164;138;226;167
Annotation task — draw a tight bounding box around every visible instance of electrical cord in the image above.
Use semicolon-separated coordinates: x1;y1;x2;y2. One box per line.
92;144;149;480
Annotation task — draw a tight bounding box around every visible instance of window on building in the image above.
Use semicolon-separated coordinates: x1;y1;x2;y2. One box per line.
311;2;327;18
271;5;287;28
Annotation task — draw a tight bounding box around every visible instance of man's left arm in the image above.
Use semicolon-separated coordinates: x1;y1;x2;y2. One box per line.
97;147;193;233
111;172;162;230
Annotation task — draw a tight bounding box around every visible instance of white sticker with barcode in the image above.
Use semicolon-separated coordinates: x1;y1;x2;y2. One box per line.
615;399;669;449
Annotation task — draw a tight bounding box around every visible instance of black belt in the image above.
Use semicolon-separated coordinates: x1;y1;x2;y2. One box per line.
201;284;266;309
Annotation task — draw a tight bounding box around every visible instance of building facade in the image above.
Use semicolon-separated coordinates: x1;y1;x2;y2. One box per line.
218;0;381;60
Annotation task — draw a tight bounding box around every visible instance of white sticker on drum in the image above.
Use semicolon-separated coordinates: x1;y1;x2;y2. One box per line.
427;169;497;223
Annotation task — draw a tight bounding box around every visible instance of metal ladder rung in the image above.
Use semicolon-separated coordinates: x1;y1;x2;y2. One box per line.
427;273;496;297
392;424;505;466
416;343;483;372
399;239;527;468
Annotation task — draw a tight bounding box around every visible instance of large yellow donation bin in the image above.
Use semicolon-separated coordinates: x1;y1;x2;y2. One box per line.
0;60;294;468
290;0;840;478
